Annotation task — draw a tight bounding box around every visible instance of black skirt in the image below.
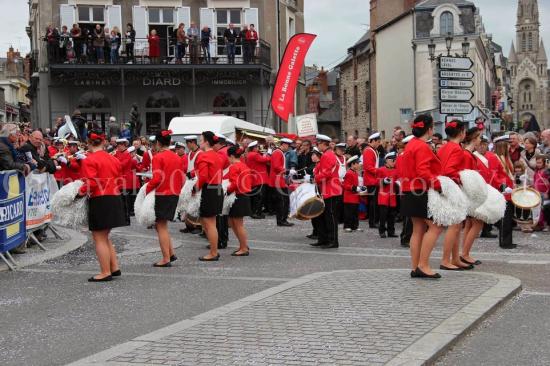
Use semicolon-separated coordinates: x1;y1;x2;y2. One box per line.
155;195;179;221
400;191;429;219
88;195;128;231
229;194;252;218
200;184;223;218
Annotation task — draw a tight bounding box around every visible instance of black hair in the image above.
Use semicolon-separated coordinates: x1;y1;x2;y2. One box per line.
411;114;434;138
87;129;105;147
228;145;244;158
444;120;466;138
202;131;217;147
433;133;443;140
155;131;172;147
464;127;481;144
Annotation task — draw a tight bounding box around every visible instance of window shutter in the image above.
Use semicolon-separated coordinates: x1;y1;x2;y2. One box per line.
243;8;259;35
60;4;76;29
200;8;217;57
106;5;122;32
176;7;191;28
132;6;148;52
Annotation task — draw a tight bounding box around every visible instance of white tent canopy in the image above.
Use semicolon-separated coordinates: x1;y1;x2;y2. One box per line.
167;115;275;142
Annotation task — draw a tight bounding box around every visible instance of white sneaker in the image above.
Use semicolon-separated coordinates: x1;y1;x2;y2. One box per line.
344;228;353;233
354;228;364;232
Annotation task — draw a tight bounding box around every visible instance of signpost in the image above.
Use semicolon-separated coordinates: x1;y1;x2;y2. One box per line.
440;102;474;114
438;56;475;117
440;79;474;88
439;56;473;70
440;88;474;101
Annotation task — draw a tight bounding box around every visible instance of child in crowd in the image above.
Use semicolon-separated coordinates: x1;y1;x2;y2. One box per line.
534;155;550;230
377;152;399;238
342;156;365;232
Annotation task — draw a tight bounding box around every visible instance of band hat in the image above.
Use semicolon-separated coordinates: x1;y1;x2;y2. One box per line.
347;155;359;165
184;135;198;141
335;143;347;149
169;145;176;150
215;133;227;142
68;141;79;146
174;142;186;148
127;146;136;153
280;138;293;144
481;135;489;142
368;132;381;141
149;136;156;142
248;140;258;148
116;138;129;144
316;134;331;143
312;147;323;155
385;152;397;160
402;135;414;144
494;135;510;143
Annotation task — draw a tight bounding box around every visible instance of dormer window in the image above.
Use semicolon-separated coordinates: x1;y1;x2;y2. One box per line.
440;11;453;35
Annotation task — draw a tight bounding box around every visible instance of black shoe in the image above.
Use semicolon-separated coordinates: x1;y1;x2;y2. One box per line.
218;242;228;249
414;267;441;279
380;233;387;238
480;232;497;238
191;229;202;235
180;228;191;233
88;275;113;282
153;262;172;268
306;234;318;240
369;224;379;229
321;242;339;249
388;233;398;238
310;241;327;247
277;222;294;227
251;214;265;220
410;270;418;278
500;244;518;249
439;265;463;271
460;256;482;265
111;269;121;277
170;255;178;262
199;254;220;262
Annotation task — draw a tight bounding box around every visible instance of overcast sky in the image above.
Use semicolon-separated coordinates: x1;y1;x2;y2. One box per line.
1;0;550;68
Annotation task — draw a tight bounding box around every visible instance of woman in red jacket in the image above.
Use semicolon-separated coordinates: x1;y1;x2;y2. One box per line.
145;130;185;267
400;115;444;279
79;131;127;282
493;135;517;249
196;131;224;261
226;145;253;256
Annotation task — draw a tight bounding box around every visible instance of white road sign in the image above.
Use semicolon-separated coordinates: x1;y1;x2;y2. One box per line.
439;70;474;79
440;79;474;88
440;102;474;114
440;88;474;101
440;56;473;70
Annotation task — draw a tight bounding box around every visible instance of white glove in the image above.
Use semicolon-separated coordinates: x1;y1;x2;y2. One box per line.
76;153;86;160
383;177;392;185
519;174;526;183
56;166;62;171
504;187;513;194
304;174;311;182
127;146;136;153
267;148;273;155
355;187;363;193
57;156;68;164
289;168;297;176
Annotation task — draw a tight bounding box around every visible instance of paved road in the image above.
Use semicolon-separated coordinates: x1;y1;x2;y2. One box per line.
0;217;549;365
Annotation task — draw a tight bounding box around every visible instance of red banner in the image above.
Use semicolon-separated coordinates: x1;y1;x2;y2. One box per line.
271;33;317;122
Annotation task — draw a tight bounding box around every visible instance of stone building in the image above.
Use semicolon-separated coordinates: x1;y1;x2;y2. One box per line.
305;66;341;137
0;47;31;122
26;0;305;134
508;0;549;130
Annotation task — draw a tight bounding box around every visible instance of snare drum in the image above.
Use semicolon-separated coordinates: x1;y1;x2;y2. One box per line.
289;183;325;220
184;215;201;227
511;187;542;225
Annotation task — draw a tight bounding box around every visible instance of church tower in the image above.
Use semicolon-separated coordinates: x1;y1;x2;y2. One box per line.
516;0;540;58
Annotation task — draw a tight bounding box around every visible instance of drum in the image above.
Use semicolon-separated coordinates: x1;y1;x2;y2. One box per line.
289;183;325;221
184;215;201;227
511;187;542;224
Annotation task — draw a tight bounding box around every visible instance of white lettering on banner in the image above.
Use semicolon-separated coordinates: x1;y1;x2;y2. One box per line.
278;46;301;103
0;200;24;223
25;173;59;230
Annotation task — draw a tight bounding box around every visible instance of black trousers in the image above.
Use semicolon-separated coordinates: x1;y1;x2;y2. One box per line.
481;223;493;235
400;216;413;245
544;202;550;226
216;215;229;246
275;187;290;224
251;185;265;216
343;203;359;230
498;201;514;247
367;185;378;227
310;216;320;236
318;196;340;245
379;205;396;235
264;186;276;214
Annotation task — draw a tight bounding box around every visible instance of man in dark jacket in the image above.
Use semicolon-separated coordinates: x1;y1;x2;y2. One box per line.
19;130;57;174
71;110;88;141
0;124;30;174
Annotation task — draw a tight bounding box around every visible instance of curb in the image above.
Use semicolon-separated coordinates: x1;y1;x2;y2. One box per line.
66;269;521;366
0;227;88;272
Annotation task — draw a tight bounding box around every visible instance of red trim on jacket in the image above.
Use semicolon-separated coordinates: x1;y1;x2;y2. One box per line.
146;150;185;196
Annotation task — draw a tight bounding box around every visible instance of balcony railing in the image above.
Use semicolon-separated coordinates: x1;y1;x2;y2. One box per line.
44;37;271;68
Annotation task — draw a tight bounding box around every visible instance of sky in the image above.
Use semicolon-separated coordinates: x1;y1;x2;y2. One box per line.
1;0;550;68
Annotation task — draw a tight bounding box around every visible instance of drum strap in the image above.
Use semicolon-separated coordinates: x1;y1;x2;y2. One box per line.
474;151;489;168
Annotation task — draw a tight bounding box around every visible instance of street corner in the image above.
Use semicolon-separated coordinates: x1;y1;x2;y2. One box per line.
68;269;522;366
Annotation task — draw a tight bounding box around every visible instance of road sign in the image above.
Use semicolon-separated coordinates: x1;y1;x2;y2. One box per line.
440;56;473;70
439;70;474;79
440;102;474;114
440;79;474;88
440;88;474;101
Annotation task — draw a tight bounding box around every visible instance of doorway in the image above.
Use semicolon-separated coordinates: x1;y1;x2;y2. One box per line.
148;25;175;59
145;91;180;135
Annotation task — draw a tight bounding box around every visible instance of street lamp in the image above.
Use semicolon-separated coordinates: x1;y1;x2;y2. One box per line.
445;33;453;56
462;37;470;57
428;39;436;62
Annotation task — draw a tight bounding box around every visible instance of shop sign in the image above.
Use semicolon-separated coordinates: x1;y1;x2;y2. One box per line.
143;77;182;87
211;79;247;86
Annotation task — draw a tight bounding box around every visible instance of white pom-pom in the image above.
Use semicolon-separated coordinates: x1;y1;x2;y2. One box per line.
428;176;468;226
220;180;237;215
459;169;488;212
134;184;156;227
51;181;88;228
472;185;506;224
177;178;202;219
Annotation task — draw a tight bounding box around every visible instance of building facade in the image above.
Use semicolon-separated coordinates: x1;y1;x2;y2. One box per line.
508;0;549;130
0;47;31;123
27;0;305;134
305;66;341;138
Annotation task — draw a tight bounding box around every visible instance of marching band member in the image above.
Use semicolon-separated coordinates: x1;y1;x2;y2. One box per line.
246;141;270;219
493;135;517;249
174;142;189;173
398;135;414;248
138;136;156;175
460;127;484;266
363;132;382;228
312;134;343;249
226;145;253;256
114;138;141;222
308;147;323;240
400;115;443;279
377;152;399;239
213;134;230;249
63;141;85;185
475;136;499;238
145;130;185;267
343;155;365;233
78;131;127;282
269;138;294;227
51;138;68;187
335;143;347;222
185;135;201;179
436;120;473;271
196;131;224;261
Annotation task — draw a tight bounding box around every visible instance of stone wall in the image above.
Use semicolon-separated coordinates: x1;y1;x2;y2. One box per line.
339;54;371;138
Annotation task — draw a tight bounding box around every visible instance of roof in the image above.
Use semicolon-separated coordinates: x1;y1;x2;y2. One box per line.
338;31;371;68
537;40;548;62
509;41;518;63
416;0;475;10
167;115;275;140
318;101;341;123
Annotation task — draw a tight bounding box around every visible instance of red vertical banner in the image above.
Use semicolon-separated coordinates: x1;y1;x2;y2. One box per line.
271;33;317;123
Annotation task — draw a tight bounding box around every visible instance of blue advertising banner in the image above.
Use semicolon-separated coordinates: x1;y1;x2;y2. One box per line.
0;170;26;253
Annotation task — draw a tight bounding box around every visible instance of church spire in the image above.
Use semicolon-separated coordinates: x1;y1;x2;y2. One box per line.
537;39;547;62
509;41;518;63
518;0;539;25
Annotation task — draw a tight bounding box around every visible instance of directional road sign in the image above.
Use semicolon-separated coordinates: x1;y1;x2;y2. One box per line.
439;70;474;79
440;88;474;101
440;56;474;70
440;79;474;88
440;102;474;114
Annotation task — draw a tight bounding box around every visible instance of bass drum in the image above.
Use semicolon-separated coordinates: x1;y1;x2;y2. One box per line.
184;214;201;227
511;187;541;225
289;183;325;221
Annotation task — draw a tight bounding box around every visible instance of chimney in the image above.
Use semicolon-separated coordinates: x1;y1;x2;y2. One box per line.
318;67;329;95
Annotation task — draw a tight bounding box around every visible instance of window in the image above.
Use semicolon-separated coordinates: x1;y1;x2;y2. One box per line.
215;9;243;58
365;81;371;112
522;33;527;52
148;8;174;24
78;6;104;23
353;59;358;80
440;11;453;35
354;85;358;117
288;17;296;39
528;32;533;51
343;89;348;119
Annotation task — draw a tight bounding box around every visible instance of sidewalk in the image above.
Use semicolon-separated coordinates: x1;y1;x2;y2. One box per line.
69;269;520;366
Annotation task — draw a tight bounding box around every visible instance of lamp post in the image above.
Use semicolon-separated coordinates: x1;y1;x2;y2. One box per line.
428;39;436;62
445;33;453;56
462;37;470;57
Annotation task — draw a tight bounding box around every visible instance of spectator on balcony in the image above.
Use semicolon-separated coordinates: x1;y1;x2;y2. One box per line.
175;23;187;64
241;25;250;64
224;23;239;64
44;24;60;64
103;27;111;64
201;26;212;64
110;28;121;64
59;26;70;63
93;24;105;64
70;24;82;62
125;24;136;63
187;21;200;64
148;29;160;64
246;24;259;63
82;27;92;63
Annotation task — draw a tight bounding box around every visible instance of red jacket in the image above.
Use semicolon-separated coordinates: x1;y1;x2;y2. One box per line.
63;156;83;185
138;149;154;172
268;149;287;188
246;151;270;186
226;161;252;195
186;149;201;178
437;141;464;184
115;150;141;190
362;146;379;186
146;150;185;196
463;149;478;170
217;146;230;171
343;169;360;204
178;153;189;175
79;150;122;198
314;149;343;199
196;149;223;188
50;146;67;182
377;166;398;207
400;137;442;192
493;154;514;201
